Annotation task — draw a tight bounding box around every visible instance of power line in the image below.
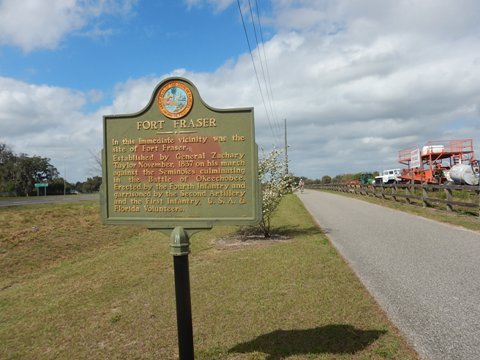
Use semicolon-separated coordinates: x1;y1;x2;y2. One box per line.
248;0;283;144
246;0;281;142
252;0;283;141
236;0;281;147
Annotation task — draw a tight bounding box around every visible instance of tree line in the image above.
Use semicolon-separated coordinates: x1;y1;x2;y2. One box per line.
0;143;101;196
296;171;380;185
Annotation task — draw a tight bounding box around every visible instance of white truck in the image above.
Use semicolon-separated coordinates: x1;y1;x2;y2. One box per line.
375;169;402;184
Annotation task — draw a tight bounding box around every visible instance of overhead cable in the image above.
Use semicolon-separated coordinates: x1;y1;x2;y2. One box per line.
236;0;281;148
253;0;282;141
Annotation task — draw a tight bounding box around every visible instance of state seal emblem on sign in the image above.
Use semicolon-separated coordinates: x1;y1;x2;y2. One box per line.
158;81;193;119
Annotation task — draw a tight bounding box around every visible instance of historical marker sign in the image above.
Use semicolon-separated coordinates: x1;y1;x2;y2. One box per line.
101;77;261;229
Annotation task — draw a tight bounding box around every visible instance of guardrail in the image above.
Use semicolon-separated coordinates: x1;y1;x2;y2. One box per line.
310;183;480;217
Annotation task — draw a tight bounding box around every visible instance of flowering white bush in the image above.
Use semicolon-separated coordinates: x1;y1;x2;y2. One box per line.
256;148;294;238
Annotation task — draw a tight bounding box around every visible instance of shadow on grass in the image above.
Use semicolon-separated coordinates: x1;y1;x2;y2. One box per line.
273;225;323;237
229;324;386;360
234;224;323;241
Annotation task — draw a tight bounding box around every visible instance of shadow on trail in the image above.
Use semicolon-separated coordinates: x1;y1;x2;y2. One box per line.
229;324;386;360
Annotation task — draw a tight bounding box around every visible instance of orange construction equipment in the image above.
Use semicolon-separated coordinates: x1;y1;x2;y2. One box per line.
398;138;476;184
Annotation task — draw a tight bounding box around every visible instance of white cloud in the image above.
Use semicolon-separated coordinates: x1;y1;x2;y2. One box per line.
207;0;480;177
0;0;137;52
75;0;480;178
1;0;479;181
270;0;480;39
0;77;86;137
0;76;102;181
184;0;234;12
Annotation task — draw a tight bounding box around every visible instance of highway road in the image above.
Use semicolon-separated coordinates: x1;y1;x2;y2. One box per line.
0;194;98;207
298;189;480;360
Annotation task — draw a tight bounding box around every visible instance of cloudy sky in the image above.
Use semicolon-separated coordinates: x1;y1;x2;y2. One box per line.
0;0;479;182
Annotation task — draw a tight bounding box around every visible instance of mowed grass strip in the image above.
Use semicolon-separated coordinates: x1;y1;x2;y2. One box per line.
0;201;144;289
0;195;418;359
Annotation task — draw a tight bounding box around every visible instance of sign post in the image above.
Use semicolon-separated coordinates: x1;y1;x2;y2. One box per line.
34;183;48;196
101;77;261;359
170;227;194;359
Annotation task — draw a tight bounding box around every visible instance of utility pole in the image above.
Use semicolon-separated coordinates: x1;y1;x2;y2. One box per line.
63;158;66;196
284;119;289;175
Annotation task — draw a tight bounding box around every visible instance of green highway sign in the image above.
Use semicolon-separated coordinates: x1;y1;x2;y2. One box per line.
101;77;261;229
34;183;48;187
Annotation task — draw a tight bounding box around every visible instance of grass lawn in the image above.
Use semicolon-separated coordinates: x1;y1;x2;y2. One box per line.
0;195;418;359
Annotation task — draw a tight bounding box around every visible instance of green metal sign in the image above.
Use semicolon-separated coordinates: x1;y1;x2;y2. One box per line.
34;183;48;187
101;77;261;229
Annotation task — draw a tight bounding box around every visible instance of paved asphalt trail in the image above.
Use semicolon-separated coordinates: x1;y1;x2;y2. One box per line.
297;189;480;360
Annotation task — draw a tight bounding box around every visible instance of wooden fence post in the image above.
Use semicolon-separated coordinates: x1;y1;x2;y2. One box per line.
422;185;428;208
405;185;411;204
445;187;453;212
477;183;480;219
393;184;398;202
